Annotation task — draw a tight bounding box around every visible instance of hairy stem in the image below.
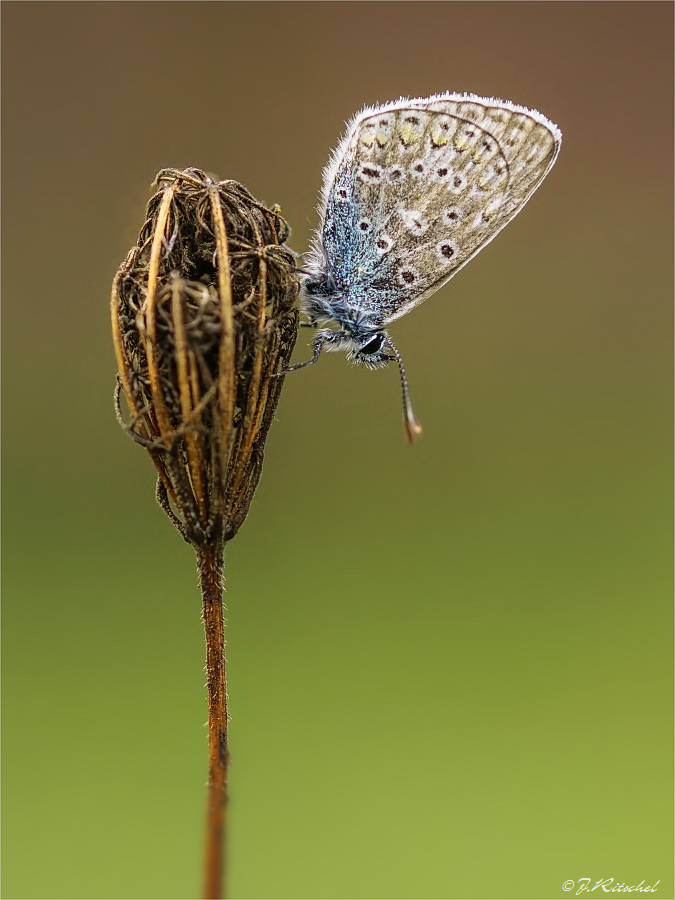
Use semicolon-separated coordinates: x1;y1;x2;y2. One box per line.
198;543;228;899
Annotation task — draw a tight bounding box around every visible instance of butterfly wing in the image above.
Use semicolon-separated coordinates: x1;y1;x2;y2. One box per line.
314;93;561;324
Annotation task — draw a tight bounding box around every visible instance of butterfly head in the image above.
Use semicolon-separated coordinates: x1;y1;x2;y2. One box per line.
318;326;391;369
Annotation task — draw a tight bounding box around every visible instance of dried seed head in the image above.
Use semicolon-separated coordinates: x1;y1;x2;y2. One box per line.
112;168;299;546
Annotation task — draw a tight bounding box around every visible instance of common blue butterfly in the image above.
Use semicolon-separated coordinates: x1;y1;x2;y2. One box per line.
287;93;561;441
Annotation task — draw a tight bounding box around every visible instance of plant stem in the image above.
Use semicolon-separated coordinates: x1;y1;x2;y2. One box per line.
198;543;228;899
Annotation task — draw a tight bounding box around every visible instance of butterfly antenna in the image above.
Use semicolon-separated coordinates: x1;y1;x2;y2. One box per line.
385;338;423;443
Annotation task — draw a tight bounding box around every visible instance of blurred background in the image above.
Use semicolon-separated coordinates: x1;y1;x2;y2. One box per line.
2;3;672;899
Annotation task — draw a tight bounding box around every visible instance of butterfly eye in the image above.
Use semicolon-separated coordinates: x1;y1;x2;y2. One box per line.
360;334;385;355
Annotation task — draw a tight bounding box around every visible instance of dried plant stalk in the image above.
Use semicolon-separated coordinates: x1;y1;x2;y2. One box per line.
111;168;298;898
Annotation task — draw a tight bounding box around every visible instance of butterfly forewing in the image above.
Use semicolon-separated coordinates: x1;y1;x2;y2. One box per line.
320;93;560;323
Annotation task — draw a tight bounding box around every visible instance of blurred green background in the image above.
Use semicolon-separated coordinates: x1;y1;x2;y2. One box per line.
2;3;672;899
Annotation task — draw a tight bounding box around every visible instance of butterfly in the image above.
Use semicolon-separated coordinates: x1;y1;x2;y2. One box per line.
287;92;561;442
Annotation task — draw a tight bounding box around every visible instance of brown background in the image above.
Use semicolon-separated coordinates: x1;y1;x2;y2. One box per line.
3;3;673;899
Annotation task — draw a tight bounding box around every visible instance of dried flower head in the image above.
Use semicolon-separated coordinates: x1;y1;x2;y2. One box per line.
111;168;299;546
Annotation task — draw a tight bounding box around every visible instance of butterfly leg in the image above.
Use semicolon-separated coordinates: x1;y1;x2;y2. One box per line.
274;332;327;376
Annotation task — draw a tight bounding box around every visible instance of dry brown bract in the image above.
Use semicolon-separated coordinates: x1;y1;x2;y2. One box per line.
111;167;299;546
